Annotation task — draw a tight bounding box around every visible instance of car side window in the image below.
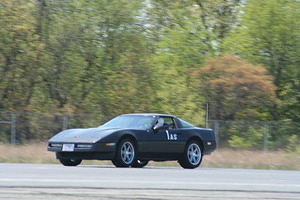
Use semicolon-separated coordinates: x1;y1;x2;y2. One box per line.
161;117;176;129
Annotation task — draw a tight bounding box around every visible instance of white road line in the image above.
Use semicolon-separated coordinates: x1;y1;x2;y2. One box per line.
1;178;300;188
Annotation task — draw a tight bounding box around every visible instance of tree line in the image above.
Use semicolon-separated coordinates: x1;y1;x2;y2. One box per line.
0;0;299;146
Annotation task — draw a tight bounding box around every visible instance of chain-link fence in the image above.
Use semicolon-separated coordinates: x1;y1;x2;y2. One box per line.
0;111;112;145
208;120;300;151
1;111;299;151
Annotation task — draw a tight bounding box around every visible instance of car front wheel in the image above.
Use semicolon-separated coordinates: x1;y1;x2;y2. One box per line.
131;160;149;168
112;138;136;167
178;140;202;169
59;158;82;166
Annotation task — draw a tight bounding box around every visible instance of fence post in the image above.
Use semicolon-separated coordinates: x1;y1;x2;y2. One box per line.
10;113;16;145
63;115;68;130
213;121;219;150
263;123;269;151
205;103;209;128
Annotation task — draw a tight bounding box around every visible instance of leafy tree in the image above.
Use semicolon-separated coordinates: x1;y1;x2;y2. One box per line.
0;0;46;111
194;0;245;40
191;55;278;120
146;0;244;41
31;0;155;116
224;0;300;121
148;4;217;124
228;125;264;150
82;0;155;116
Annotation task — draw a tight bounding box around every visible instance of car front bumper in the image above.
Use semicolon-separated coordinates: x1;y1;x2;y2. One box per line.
48;142;116;160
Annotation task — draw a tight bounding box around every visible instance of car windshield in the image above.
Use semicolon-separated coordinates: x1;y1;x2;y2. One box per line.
99;115;157;130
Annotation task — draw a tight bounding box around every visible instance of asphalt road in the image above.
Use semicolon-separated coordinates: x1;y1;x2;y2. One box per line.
0;163;299;200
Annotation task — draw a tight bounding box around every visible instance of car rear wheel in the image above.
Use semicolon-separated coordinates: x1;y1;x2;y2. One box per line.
178;140;202;169
112;138;136;167
59;158;82;166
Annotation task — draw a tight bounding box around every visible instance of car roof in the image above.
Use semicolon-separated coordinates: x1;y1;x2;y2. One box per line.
121;113;175;118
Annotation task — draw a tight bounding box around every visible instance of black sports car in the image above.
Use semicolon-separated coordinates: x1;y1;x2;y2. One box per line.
48;113;216;169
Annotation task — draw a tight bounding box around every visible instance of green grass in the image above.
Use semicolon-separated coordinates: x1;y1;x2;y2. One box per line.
1;143;299;170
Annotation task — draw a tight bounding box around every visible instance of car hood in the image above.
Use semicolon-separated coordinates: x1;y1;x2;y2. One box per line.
48;127;121;143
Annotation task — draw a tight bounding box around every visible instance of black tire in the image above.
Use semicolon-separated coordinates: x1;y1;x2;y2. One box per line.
178;140;202;169
131;160;149;168
112;138;136;167
59;158;82;166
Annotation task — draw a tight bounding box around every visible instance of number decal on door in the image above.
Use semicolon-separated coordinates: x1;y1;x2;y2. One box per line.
166;130;177;140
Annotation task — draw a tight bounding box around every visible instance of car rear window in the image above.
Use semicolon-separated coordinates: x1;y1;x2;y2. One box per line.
179;119;194;128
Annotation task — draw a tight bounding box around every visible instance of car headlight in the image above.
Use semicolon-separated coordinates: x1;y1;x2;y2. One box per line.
50;143;62;148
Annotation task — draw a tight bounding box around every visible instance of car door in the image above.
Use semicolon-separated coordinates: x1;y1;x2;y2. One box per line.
147;116;185;155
